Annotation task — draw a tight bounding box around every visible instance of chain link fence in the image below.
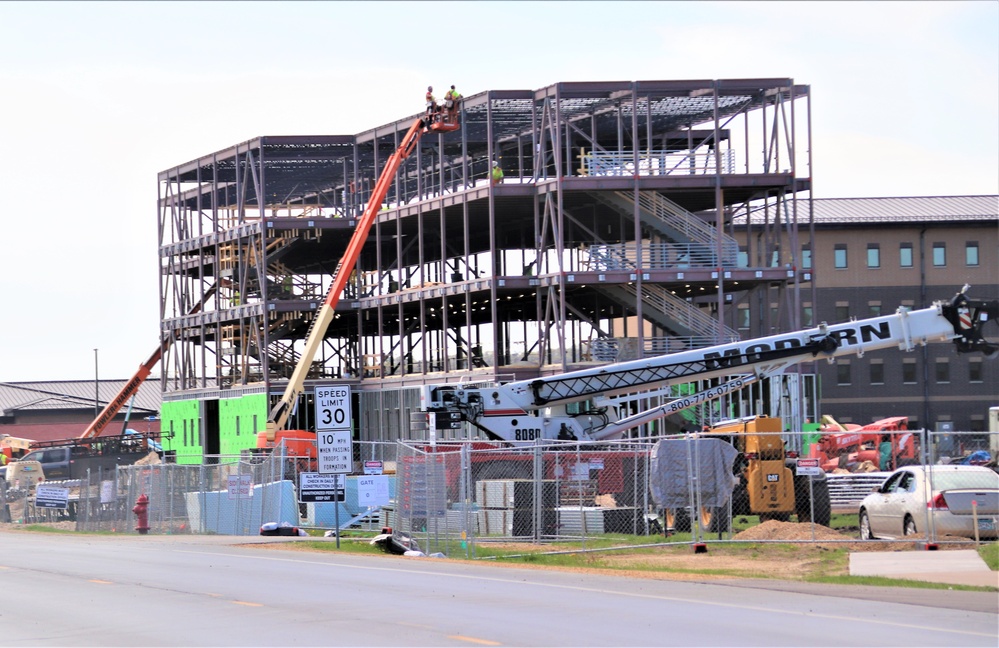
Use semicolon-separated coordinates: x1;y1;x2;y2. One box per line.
2;432;995;552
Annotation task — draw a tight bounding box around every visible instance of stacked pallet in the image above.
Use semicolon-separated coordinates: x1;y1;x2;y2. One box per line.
475;479;557;537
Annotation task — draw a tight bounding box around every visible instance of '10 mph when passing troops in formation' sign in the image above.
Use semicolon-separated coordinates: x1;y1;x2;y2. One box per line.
315;385;353;474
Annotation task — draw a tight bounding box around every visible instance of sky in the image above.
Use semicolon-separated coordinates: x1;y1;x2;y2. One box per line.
0;1;996;382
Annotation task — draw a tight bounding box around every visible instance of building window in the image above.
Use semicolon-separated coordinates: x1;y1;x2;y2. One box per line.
802;305;813;327
935;359;949;383
966;242;979;266
737;306;750;330
836;362;851;386
970;417;986;432
902;359;917;384
866;244;880;268
834;244;847;269
932;242;946;267
738;247;748;268
869;361;884;385
899;243;913;268
969;358;982;383
868;302;882;317
801;246;812;269
835;303;849;322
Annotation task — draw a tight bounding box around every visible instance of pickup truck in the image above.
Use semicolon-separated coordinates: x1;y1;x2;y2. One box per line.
1;433;161;482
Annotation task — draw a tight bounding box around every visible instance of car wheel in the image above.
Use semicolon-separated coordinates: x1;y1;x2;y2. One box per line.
903;515;917;537
859;509;876;540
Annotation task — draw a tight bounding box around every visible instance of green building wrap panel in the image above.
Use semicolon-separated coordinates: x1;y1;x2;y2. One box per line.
218;393;269;455
161;400;202;464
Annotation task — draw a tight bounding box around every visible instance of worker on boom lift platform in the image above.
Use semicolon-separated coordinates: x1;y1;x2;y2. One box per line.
444;85;461;117
425;86;437;116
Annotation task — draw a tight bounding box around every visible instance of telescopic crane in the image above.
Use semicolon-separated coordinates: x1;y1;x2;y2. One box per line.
265;112;458;440
420;287;998;443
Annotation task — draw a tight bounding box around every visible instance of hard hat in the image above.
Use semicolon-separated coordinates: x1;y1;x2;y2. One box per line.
492;161;498;167
451;85;455;90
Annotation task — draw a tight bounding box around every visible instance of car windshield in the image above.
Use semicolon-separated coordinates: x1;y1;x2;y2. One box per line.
926;469;999;490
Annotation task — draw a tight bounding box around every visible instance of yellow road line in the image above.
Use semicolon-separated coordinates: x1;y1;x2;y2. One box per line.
231;600;263;607
447;635;502;646
89;579;113;584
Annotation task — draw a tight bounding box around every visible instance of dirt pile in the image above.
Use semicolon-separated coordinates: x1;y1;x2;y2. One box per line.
733;520;851;542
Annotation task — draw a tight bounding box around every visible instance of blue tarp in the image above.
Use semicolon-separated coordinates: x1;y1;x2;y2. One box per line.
649;438;739;509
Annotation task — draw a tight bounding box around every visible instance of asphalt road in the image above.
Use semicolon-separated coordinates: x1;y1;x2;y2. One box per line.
0;533;995;647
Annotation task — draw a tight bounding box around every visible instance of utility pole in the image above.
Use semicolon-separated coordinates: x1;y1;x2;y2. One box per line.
94;348;99;417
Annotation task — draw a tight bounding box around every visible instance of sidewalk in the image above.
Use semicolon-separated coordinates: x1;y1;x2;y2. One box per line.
850;549;998;588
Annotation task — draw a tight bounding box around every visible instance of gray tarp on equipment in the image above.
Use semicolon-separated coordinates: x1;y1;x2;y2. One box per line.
649;438;740;509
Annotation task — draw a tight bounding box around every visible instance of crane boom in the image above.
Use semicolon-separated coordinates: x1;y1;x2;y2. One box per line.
80;283;221;439
266;117;430;439
420;287;998;442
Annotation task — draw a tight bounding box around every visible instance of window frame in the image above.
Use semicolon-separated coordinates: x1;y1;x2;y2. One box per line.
869;361;885;385
899;243;913;268
932;242;946;267
965;242;979;267
866;243;881;269
934;358;950;384
836;361;851;386
834;244;848;269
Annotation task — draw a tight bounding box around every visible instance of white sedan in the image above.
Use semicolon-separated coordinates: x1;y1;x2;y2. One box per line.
859;465;998;540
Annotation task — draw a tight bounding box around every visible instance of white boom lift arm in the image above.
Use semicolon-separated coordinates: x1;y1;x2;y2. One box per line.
420;286;998;442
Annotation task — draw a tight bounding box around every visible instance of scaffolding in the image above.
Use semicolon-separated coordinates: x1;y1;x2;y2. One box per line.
156;78;813;442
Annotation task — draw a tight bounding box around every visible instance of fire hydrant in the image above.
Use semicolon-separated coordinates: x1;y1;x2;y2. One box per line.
133;494;150;535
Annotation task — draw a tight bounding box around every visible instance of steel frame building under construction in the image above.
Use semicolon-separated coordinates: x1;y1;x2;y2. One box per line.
156;78;813;460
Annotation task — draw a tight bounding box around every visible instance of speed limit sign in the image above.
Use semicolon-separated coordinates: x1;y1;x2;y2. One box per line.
314;385;352;431
315;385;352;475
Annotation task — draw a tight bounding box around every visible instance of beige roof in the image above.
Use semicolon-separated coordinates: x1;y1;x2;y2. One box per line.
0;379;161;416
737;195;998;225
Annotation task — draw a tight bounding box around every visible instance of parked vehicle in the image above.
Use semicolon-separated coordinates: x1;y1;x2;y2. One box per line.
3;433;160;482
3;460;45;490
858;465;999;540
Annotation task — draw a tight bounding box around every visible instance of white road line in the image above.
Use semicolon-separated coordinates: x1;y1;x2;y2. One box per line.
175;548;996;639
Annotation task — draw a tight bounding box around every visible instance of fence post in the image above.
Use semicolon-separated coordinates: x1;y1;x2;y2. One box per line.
460;443;472;558
532;441;543;543
576;443;586;546
922;428;937;546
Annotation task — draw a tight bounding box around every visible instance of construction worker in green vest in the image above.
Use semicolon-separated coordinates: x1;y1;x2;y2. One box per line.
443;85;462;122
491;161;504;186
231;289;241;306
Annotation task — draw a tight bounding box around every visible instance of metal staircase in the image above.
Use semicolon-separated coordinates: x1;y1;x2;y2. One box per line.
597;281;739;343
592;191;738;265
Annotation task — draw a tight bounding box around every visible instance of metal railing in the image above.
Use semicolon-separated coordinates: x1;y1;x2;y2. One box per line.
582;149;735;177
585;241;731;270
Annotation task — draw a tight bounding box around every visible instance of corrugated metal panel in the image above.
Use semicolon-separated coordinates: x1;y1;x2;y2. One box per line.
741;195;998;225
810;196;998;224
0;380;162;415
